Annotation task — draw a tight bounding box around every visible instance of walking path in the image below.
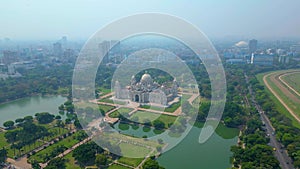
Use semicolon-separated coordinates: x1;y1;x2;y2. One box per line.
40;136;92;168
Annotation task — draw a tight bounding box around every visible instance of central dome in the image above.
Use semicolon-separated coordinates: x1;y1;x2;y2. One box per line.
141;73;152;84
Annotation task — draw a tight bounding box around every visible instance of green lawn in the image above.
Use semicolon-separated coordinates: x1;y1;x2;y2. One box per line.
0;132;9;148
108;164;131;169
129;111;177;128
257;71;300;129
164;101;181;112
99;98;114;104
130;111;160;123
99;105;115;113
119;142;151;159
0;123;70;158
109;108;133;118
156;114;177;128
64;153;82;169
98;88;111;97
29;131;82;163
117;157;144;167
282;72;300;94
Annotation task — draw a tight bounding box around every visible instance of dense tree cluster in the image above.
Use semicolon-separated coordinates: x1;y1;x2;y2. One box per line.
0;148;7;163
72;142;104;166
0;65;73;103
35;112;55;124
4;119;49;156
45;157;66;169
142;158;165;169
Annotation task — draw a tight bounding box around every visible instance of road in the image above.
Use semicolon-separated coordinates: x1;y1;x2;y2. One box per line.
245;73;294;169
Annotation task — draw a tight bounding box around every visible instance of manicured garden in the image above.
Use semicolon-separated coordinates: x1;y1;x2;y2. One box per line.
108;108;133;118
99;105;115;113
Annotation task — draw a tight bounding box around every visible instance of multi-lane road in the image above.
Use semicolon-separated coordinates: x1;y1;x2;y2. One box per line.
245;73;294;169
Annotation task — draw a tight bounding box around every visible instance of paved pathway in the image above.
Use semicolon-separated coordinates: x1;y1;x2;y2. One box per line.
40;136;92;168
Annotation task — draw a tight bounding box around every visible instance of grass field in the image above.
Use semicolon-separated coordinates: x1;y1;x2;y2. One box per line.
29;131;82;163
119;142;151;158
108;164;131;169
108;108;133;118
129;111;160;123
164;101;181;112
98;88;111;97
129;111;177;128
0;132;9;149
117;157;143;167
257;71;300;128
99;105;115;113
0;123;70;158
156;114;177;128
281;72;300;94
64;153;81;169
265;72;300;114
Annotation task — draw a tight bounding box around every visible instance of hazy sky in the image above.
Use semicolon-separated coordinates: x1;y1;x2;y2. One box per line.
1;0;300;40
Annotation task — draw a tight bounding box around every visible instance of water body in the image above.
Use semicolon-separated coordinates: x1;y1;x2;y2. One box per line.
0;95;67;127
157;126;238;169
114;122;238;169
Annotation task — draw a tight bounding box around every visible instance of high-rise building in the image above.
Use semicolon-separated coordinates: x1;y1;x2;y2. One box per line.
2;50;18;64
249;39;258;53
53;42;62;56
98;41;112;63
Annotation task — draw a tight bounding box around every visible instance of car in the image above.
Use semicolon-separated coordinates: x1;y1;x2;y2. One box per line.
273;147;277;151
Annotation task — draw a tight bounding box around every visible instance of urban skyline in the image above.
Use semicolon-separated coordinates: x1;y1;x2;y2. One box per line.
1;0;300;40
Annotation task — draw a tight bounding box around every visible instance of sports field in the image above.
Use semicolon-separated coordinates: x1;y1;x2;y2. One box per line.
259;69;300;127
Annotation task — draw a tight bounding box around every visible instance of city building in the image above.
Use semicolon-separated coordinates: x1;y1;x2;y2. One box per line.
249;39;258;53
251;53;273;66
2;50;18;65
278;55;290;64
114;73;178;106
53;42;62;56
226;59;246;64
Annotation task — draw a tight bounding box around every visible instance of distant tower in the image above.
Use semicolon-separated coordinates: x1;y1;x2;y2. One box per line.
53;42;62;56
114;81;121;98
98;41;111;63
60;36;67;47
249;39;258;54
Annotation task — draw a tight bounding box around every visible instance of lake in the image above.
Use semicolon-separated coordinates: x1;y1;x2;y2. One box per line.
0;95;67;127
114;122;238;169
157;125;238;169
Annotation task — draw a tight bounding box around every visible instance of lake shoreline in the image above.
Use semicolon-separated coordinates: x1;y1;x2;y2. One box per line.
0;93;68;106
0;95;67;127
